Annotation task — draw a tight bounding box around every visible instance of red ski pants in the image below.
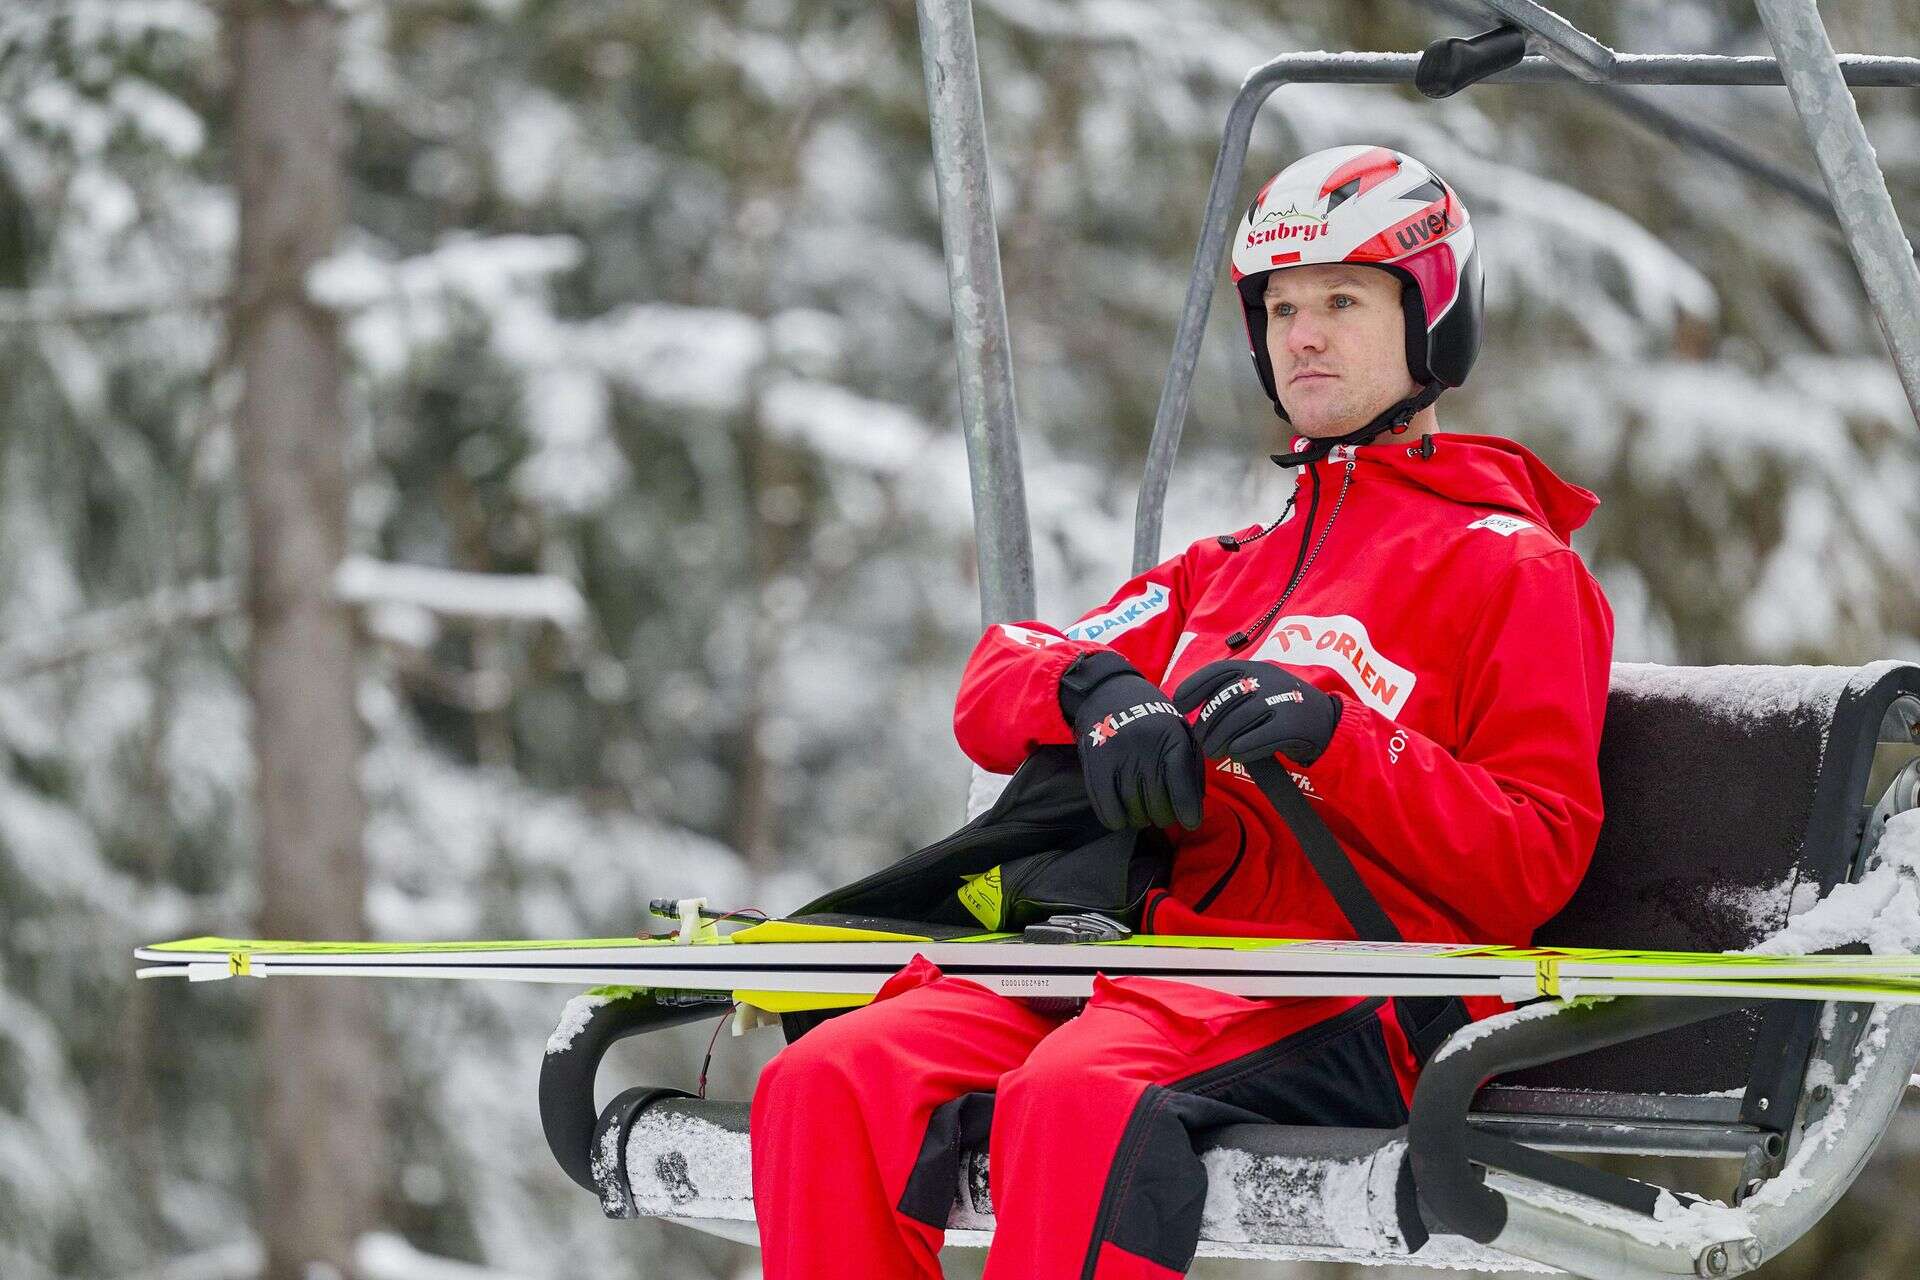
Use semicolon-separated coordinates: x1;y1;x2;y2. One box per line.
750;955;1411;1278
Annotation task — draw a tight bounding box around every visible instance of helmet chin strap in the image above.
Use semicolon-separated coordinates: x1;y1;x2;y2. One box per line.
1271;380;1443;469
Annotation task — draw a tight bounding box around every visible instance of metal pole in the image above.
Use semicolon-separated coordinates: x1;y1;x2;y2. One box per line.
1754;0;1920;430
915;0;1036;623
1474;0;1616;81
1131;76;1272;575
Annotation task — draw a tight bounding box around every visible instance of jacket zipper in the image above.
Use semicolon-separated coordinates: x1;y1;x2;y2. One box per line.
1191;813;1248;914
1226;457;1355;652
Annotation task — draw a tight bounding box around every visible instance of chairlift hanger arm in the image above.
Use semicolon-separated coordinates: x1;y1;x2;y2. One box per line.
1421;0;1920;254
1754;0;1920;465
1134;47;1920;573
1587;83;1919;254
915;0;1035;626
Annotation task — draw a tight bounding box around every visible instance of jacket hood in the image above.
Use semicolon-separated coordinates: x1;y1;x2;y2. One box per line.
1295;431;1599;542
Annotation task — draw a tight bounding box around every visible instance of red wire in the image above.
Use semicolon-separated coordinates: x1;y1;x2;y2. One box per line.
632;905;769;1097
696;1010;729;1098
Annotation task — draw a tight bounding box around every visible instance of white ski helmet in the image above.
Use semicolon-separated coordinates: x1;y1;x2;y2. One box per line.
1230;145;1483;425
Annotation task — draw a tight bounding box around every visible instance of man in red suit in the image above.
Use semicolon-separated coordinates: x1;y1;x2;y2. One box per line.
752;144;1614;1279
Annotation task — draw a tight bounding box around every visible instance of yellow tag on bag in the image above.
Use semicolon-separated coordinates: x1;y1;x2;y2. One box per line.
958;866;1005;929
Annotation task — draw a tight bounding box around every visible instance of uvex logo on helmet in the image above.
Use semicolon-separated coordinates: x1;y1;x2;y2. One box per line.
1393;206;1454;253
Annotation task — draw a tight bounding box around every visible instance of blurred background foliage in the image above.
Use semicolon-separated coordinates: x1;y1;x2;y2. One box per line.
0;0;1915;1276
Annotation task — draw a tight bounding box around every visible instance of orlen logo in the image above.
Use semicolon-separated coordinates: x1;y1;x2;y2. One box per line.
1250;613;1415;719
1245;205;1329;249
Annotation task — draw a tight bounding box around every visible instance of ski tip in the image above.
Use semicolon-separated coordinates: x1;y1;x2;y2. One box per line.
134;965;189;980
137;936;661;958
137;937;255;958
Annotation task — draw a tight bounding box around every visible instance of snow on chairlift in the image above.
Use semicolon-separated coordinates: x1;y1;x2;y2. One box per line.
539;5;1920;1277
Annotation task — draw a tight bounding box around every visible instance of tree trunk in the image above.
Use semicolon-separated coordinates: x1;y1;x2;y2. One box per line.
732;412;781;881
230;4;379;1277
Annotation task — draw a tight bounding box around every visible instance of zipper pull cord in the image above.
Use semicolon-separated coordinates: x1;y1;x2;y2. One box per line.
1226;459;1354;652
1217;495;1298;551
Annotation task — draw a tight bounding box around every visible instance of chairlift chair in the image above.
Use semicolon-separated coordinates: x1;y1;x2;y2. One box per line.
541;4;1920;1275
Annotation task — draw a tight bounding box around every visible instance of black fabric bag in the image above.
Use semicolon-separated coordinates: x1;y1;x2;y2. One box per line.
781;747;1166;1042
795;746;1169;931
926;827;1170;932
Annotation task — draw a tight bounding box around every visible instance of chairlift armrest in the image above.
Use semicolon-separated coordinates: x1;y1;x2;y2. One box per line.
539;991;727;1193
1409;996;1750;1243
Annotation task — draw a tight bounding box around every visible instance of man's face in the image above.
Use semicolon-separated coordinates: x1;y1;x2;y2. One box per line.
1263;264;1418;438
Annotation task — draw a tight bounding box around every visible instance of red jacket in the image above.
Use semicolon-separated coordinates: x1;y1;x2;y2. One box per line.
954;432;1614;963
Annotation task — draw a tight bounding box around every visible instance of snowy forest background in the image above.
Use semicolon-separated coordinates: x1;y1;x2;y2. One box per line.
2;0;1917;1278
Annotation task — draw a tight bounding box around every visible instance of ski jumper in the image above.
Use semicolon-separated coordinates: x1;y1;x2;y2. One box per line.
753;432;1614;1278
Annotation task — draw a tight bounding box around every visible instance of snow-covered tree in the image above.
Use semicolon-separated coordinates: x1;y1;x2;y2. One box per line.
0;1;1913;1277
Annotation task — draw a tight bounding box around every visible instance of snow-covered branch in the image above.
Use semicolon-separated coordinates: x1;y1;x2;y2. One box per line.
357;1231;541;1280
0;562;588;682
0;285;228;326
0;233;581;328
101;1233;541;1280
0;578;239;681
102;1240;260;1280
332;557;589;631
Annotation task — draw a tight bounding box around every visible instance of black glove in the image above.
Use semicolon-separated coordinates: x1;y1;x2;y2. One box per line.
1171;659;1343;766
1058;650;1205;832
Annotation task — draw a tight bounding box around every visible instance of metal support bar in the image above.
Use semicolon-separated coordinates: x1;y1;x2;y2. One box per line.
1472;0;1616;81
1438;0;1914;249
1753;0;1920;432
1466;1128;1669;1218
538;993;723;1193
1747;1006;1920;1263
915;0;1036;624
1133;50;1920;570
1467;1113;1769;1158
1587;84;1917;253
1409;996;1750;1245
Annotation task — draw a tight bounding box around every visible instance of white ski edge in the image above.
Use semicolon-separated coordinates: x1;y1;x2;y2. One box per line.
127;961;1920;1005
129;941;1920;984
